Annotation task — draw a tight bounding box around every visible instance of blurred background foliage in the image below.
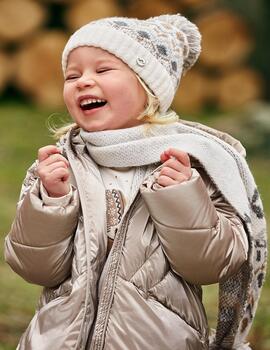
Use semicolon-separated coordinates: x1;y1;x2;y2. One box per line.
0;0;269;349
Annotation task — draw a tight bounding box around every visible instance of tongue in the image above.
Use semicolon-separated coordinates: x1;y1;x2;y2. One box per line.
81;101;107;110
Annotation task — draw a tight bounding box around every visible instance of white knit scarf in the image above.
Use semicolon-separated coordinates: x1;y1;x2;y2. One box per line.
79;121;267;349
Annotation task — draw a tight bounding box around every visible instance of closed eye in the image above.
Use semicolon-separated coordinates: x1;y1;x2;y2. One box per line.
97;68;115;73
65;75;80;81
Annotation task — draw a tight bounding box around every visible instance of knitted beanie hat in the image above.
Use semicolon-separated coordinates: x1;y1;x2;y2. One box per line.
62;14;201;113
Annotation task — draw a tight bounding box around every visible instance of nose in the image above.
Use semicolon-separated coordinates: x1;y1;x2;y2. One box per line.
76;74;96;89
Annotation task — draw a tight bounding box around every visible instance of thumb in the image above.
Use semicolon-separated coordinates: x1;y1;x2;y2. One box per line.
160;150;170;163
38;145;61;162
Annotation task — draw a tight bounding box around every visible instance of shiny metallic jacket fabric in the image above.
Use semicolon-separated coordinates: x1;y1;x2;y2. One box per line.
5;132;247;350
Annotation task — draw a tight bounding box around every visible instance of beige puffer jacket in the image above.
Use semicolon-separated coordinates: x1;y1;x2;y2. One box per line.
5;130;248;350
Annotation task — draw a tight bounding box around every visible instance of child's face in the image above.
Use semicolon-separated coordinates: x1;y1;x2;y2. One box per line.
63;46;147;132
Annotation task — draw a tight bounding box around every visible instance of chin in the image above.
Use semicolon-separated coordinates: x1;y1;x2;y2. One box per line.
82;123;107;132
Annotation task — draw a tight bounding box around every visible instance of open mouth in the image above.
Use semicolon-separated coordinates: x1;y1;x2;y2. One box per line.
80;98;107;111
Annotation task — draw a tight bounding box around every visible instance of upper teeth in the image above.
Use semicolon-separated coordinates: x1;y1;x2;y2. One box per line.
80;98;106;106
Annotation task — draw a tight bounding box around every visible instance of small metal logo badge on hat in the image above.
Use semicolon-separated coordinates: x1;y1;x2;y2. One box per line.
136;57;146;67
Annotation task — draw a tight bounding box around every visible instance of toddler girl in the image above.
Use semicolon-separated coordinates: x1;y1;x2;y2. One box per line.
5;14;267;350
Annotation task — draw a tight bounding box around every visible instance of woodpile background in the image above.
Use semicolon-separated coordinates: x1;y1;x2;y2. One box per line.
0;0;266;113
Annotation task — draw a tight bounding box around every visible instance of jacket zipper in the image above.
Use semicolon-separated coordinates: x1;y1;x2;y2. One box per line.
65;140;99;350
90;194;140;350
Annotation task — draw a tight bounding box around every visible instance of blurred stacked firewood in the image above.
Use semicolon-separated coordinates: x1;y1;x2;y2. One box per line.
0;0;264;112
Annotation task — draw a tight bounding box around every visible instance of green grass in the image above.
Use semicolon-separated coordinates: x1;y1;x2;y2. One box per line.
0;102;269;349
0;102;69;242
0;102;55;348
0;265;40;348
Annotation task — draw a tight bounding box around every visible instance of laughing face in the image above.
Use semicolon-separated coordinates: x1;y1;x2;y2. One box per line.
63;46;147;132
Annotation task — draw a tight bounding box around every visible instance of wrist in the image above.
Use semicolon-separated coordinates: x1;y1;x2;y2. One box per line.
40;182;73;207
41;183;70;198
47;190;70;198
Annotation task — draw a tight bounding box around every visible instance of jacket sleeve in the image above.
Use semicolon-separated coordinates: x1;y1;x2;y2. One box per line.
140;167;249;285
4;162;80;288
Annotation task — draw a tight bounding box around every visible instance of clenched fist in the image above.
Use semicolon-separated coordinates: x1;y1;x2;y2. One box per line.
157;148;192;187
37;145;70;197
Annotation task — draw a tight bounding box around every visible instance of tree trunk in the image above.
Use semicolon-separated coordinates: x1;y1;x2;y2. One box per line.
172;70;208;113
65;0;123;31
215;67;263;110
125;0;180;19
0;51;11;92
0;0;47;43
176;0;217;10
37;0;76;3
196;9;254;68
14;30;68;108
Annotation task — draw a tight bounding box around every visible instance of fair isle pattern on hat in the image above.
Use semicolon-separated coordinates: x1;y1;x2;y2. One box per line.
62;14;201;113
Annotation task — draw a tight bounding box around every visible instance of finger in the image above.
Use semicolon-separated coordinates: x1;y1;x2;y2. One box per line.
48;168;70;183
37;159;69;179
160;151;170;163
54;169;70;182
162;158;184;172
38;145;61;162
162;159;192;180
165;148;191;167
42;161;68;174
157;175;180;187
160;166;189;182
41;153;69;167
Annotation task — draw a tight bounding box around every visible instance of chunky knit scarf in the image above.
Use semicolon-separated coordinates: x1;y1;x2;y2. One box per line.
80;121;267;349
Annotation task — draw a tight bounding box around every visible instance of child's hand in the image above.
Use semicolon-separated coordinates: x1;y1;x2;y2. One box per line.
37;145;70;197
158;148;192;187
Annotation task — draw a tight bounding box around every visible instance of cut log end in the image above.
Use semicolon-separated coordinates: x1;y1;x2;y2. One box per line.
215;68;263;110
126;0;180;19
14;31;67;107
0;0;47;43
196;9;254;68
172;70;208;113
65;0;123;31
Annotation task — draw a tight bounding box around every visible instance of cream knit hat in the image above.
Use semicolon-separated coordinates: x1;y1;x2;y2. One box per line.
62;14;201;113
